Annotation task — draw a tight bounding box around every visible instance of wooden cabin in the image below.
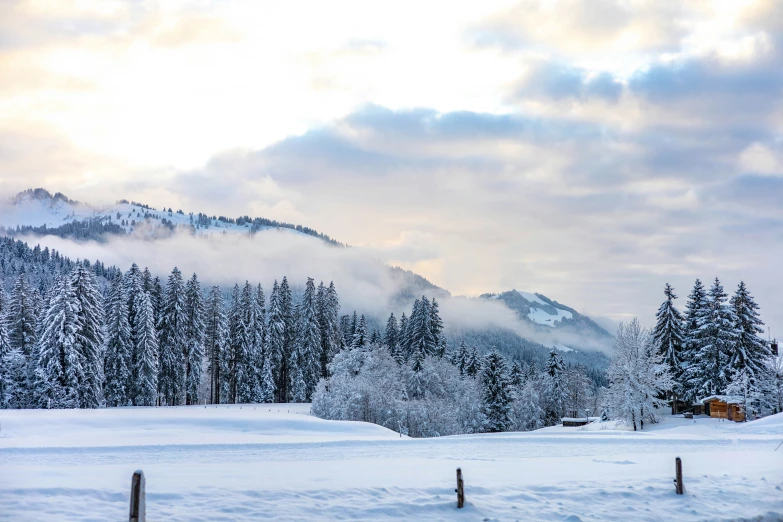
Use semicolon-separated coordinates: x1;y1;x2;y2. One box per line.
561;417;599;427
701;396;745;422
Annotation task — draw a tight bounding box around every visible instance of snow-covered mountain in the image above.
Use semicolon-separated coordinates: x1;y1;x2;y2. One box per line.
481;289;612;347
1;188;341;243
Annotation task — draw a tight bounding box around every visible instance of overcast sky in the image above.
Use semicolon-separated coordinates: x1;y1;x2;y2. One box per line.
1;0;782;331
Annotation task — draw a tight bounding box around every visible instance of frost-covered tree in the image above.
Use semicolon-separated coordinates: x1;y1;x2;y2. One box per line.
509;361;524;388
384;313;398;354
6;274;38;357
70;264;105;408
266;280;286;402
33;276;82;408
184;273;205;405
317;281;342;377
133;291;159;406
236;282;258;403
297;278;322;399
652;283;685;400
680;279;708;402
510;375;545;432
685;278;738;398
429;298;443;354
0;347;27;408
104;273;132;407
398;312;410;361
606;319;672;430
729;281;770;387
481;351;513;432
158;267;187;405
204;286;227;404
543;348;566;424
465;346;482;377
351;314;368;350
225;284;242;403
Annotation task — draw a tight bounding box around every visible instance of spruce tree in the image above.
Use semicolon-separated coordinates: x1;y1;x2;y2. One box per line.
33;275;82;408
226;284;243;403
681;279;708;402
351;314;368;349
544;348;566;424
235;282;257;403
184;273;206;405
398;312;410;361
104;272;132;407
384;313;399;354
158;267;187;405
456;340;469;376
466;346;482;377
7;274;38;358
204;285;227;404
509;361;524;388
729;281;770;387
429;298;444;353
297;278;322;399
134;291;159;406
70;264;105;408
266;280;287;402
652;283;685;407
481;351;513;432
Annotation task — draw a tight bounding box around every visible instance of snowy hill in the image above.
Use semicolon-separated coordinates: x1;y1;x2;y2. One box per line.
0;188;342;243
1;406;781;521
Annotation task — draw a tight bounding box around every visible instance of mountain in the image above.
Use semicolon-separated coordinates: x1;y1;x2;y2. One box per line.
481;289;611;340
1;188;343;244
1;188;611;375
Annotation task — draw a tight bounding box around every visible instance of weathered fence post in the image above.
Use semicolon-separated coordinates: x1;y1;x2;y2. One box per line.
130;470;146;522
674;457;684;495
455;468;465;508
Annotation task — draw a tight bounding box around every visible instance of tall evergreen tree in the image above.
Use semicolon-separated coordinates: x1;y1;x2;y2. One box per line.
729;281;770;387
158;267;187;405
184;273;206;405
204;285;227;404
681;279;708;402
398;312;410;361
235;282;257;403
134;291;159;406
351;314;368;349
297;278;322;399
544;348;566;424
652;283;685;407
226;284;243;403
104;273;132;407
6;274;38;358
481;351;513;432
33;275;82;408
429;298;444;353
266;280;287;402
384;313;399;356
70;264;105;408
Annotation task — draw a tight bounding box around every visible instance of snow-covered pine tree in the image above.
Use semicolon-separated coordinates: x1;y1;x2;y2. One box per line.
466;346;482;377
33;275;83;408
351;314;368;349
0;347;27;408
398;312;410;361
729;281;770;387
280;276;296;400
226;284;242;403
134;291;159;406
384;313;398;355
606;318;672;430
509;361;524;388
204;285;227;404
296;278;321;399
235;282;257;403
429;298;444;355
680;279;708;402
184;273;206;405
456;340;469;376
6;274;38;358
652;283;685;407
266;280;286;402
252;283;271;403
410;297;435;359
543;348;566;425
688;278;738;398
324;282;342;365
70;264;105;408
158;267;187;406
481;351;513;432
104;272;132;407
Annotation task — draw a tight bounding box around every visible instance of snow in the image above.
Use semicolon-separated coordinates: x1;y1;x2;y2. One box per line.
1;407;781;521
517;291;574;327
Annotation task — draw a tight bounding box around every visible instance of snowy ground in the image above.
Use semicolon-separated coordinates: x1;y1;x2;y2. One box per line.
1;406;781;521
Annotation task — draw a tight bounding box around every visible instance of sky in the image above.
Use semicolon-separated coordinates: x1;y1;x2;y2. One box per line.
1;0;782;331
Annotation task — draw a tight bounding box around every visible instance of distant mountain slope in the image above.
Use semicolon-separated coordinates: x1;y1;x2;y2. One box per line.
1;188;343;245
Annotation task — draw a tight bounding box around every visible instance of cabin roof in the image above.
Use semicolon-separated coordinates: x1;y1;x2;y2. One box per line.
700;395;744;405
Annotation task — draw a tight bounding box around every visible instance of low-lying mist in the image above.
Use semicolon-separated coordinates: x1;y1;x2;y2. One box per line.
21;229;613;353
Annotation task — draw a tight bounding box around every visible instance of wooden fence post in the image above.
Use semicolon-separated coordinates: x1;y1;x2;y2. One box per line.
455;468;465;508
130;470;146;522
674;457;684;495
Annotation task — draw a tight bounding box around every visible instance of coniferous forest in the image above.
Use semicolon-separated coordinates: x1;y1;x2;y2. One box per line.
0;235;780;437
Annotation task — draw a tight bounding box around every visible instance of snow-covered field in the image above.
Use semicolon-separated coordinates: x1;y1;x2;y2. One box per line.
1;406;781;521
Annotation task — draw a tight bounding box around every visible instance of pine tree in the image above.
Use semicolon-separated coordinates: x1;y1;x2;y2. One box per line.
680;279;708;402
6;274;38;358
184;273;206;405
351;314;368;349
384;313;399;354
158;267;187;405
33;275;82;408
70;264;105;408
398;312;410;361
509;361;524;388
466;346;482;377
652;283;685;408
1;347;27;408
266;280;286;402
226;284;242;403
687;278;738;398
280;276;296;400
456;340;469;376
204;286;227;404
235;282;257;403
429;298;444;353
729;281;770;387
481;351;513;432
297;278;322;399
543;348;566;424
104;273;132;407
134;291;159;406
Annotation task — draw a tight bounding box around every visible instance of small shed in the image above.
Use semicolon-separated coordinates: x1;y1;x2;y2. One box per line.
701;395;745;422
